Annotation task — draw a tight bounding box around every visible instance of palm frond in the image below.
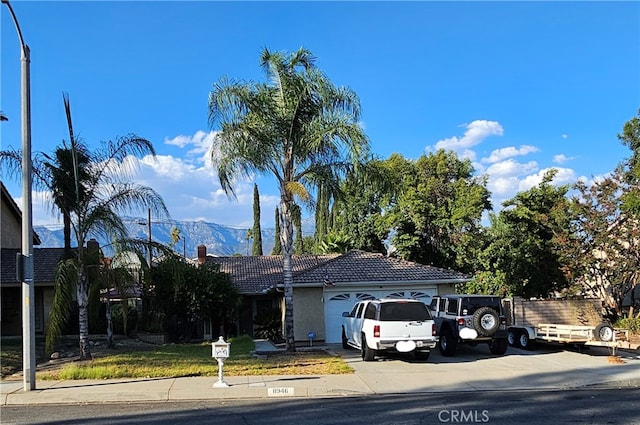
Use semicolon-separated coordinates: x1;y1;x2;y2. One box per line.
45;259;78;353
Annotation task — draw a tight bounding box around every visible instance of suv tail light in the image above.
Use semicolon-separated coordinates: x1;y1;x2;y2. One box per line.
432;323;437;336
373;325;380;338
457;318;466;326
500;316;507;325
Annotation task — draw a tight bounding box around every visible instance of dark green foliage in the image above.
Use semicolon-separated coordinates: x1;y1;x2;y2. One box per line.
252;184;263;256
148;257;241;342
111;304;138;335
383;151;491;271
618;109;640;216
271;207;282;255
253;308;283;342
480;170;570;298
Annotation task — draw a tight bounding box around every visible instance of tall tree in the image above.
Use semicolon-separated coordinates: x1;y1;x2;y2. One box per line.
383;151;491;272
618;109;640;215
208;47;369;351
252;183;263;255
481;170;570;298
0;94;92;260
45;95;169;358
561;171;639;319
271;207;282;255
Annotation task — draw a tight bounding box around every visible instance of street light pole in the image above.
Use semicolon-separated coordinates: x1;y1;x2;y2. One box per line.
2;0;35;391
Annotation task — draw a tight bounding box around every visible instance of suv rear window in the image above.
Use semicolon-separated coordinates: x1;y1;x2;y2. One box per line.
379;302;432;321
460;297;502;315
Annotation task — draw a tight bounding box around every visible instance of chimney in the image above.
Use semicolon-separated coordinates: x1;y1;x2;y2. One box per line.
197;244;207;265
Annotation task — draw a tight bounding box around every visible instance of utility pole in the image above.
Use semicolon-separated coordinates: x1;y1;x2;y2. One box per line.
2;0;35;391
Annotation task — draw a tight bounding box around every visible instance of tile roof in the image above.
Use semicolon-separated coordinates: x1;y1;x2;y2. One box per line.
208;250;471;295
208;254;339;295
0;248;65;286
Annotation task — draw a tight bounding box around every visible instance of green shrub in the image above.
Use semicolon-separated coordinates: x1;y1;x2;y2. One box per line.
111;304;138;336
253;308;283;342
614;318;640;334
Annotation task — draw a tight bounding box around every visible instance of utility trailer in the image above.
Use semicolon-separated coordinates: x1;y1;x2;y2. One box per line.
504;297;629;350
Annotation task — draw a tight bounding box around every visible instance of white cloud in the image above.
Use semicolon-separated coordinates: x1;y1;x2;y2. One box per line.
482;145;539;164
518;167;577;192
485;159;538;178
427;120;504;161
561;134;568;139
165;130;218;165
552;154;574;164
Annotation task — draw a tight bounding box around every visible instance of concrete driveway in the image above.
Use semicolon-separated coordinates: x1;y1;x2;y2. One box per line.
331;342;640;393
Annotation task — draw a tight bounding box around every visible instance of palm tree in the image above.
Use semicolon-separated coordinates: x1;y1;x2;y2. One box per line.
64;98;168;359
208;47;369;351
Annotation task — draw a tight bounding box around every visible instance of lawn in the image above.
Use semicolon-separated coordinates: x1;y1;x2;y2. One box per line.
1;335;353;380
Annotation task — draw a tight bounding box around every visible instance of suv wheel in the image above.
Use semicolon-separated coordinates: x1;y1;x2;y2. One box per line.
472;307;500;337
342;328;350;350
361;335;376;361
439;328;458;357
489;338;508;355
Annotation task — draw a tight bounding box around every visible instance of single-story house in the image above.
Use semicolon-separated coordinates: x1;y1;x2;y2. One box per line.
0;181;55;336
201;245;472;344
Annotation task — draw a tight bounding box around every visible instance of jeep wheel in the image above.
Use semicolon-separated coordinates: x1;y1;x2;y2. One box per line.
489;338;508;355
361;335;376;361
472;307;500;337
595;323;614;342
414;351;430;361
342;328;350;349
439;328;458;357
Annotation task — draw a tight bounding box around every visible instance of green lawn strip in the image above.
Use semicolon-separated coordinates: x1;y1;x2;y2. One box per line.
35;335;353;380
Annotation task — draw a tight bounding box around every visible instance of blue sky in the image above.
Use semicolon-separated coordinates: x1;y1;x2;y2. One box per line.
2;1;639;229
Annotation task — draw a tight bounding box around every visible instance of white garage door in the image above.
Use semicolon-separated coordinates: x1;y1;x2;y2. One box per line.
323;289;436;343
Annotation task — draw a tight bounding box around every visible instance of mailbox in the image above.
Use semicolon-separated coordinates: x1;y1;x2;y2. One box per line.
212;336;230;360
211;336;230;388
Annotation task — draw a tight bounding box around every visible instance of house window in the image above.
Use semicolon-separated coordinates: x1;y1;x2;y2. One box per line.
411;291;432;301
356;293;375;301
387;291;406;299
329;293;350;301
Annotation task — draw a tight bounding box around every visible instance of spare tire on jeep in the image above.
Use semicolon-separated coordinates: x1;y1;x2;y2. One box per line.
472;307;500;337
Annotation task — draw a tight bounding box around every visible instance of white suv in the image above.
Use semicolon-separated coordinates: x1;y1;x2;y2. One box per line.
341;298;438;361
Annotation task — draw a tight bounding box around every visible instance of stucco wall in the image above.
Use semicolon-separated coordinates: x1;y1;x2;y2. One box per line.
293;287;324;343
1;201;21;249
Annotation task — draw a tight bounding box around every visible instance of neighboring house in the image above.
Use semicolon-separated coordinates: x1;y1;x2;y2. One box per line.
202;246;471;344
0;181;55;337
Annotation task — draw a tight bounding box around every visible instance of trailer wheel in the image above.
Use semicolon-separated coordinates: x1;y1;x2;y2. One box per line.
507;329;519;347
595;323;614;342
518;331;531;350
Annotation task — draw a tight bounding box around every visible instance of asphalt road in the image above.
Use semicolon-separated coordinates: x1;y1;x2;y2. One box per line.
2;388;640;425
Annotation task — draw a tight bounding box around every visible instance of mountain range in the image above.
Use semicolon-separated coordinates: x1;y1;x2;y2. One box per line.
33;218;280;258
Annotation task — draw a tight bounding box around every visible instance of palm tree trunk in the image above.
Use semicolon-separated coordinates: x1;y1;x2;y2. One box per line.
63;212;73;260
280;199;296;352
77;266;91;359
106;297;114;348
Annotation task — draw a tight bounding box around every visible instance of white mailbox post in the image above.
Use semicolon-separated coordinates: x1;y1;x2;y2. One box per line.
211;336;230;388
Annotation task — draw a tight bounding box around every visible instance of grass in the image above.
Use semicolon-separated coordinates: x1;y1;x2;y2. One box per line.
2;335;353;380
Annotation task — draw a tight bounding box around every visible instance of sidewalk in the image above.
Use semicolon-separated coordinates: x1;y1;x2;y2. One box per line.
2;342;639;405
